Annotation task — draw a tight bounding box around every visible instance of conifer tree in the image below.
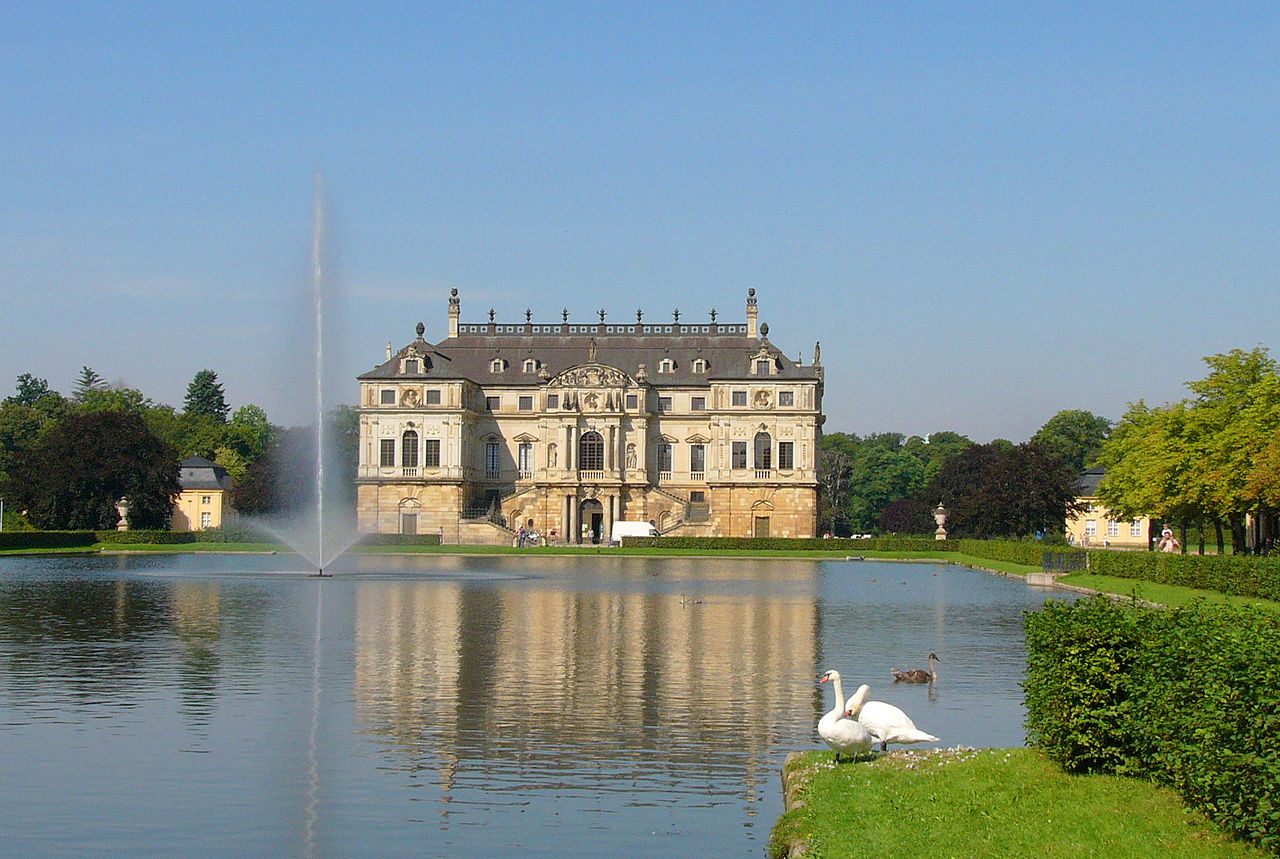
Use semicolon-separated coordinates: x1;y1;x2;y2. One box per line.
73;366;106;402
183;370;230;423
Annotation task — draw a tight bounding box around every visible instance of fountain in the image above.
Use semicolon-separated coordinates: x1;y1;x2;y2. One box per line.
244;175;362;574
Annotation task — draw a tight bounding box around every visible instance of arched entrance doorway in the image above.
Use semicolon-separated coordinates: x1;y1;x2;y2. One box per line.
399;499;421;535
579;498;604;544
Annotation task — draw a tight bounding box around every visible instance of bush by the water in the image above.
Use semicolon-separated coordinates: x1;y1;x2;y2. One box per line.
1025;596;1280;852
0;531;97;550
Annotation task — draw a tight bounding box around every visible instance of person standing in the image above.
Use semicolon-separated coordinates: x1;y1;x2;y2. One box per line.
1158;527;1180;553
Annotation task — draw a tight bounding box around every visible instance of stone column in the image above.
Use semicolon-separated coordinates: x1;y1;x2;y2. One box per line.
604;494;614;543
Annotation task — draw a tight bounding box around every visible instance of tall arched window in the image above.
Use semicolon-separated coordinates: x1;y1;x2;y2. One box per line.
578;431;604;471
402;430;419;468
753;431;772;470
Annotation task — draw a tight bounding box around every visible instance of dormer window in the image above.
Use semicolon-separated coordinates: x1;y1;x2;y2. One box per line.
753;357;773;375
692;358;709;374
404;359;420;374
523;358;538;374
658;358;675;374
490;358;507;373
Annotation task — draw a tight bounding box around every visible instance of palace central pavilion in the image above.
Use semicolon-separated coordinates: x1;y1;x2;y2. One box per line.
356;289;823;544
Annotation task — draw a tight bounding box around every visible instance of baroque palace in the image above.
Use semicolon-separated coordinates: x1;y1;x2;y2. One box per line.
356;289;823;544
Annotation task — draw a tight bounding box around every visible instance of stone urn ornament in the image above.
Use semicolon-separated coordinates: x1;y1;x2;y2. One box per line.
933;503;948;540
116;497;131;531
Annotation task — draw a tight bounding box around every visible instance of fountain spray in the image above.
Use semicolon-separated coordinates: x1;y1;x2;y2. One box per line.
311;174;328;577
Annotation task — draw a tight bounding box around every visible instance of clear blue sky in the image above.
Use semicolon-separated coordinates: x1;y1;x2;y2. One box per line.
3;2;1277;440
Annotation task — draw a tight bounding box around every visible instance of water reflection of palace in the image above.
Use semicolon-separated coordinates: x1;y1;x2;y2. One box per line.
351;562;820;797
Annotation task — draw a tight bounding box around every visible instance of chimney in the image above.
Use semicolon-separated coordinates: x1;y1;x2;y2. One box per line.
448;288;460;338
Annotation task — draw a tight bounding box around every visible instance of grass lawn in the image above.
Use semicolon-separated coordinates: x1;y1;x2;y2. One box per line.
771;748;1260;859
1058;572;1280;612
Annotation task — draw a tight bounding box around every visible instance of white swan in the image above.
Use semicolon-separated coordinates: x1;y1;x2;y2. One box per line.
856;696;940;751
817;670;874;762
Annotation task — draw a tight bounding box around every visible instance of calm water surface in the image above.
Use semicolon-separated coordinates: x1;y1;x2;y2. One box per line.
0;553;1069;857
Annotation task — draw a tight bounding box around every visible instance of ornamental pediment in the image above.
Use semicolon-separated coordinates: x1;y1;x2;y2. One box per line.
685;432;711;444
548;363;633;389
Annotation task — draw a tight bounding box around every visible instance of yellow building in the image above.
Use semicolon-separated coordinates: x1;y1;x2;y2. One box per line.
356;290;824;544
1066;467;1153;549
171;456;233;531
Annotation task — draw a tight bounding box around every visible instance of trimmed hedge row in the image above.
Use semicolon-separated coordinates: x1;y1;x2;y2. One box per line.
955;539;1080;567
624;536;955;552
1025;596;1280;852
360;533;442;546
0;531;97;550
95;530;199;544
1088;550;1280;602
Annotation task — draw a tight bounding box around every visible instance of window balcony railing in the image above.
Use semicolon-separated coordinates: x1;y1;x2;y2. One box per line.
578;470;605;481
486;469;500;480
659;471;672;482
689;471;704;481
402;467;418;477
517;470;533;480
755;469;772;480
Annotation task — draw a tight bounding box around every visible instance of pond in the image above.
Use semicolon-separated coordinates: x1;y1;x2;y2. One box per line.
0;553;1068;857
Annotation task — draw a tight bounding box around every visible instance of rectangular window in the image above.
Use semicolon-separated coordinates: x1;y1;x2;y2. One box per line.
1107;520;1120;537
755;359;770;375
778;390;794;407
690;444;706;473
518;395;533;411
1085;519;1097;536
426;389;441;405
424;439;441;468
547;394;560;409
380;389;396;405
1130;521;1142;537
691;396;706;411
658;397;672;413
517;442;533;471
201;512;212;529
485;442;500;475
380;439;396;467
402;434;419;468
778;441;794;470
625;394;637;409
731;390;747;407
201;495;211;505
689;490;706;503
732;441;748;469
404;359;420;374
486;396;500;411
657;443;673;473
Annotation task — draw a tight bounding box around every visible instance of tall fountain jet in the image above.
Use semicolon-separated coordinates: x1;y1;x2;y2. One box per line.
248;175;361;574
310;175;328;575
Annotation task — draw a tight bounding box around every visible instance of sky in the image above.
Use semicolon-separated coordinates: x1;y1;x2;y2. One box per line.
2;2;1277;441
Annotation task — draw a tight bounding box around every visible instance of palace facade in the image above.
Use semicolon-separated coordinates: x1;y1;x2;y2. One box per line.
356;289;823;544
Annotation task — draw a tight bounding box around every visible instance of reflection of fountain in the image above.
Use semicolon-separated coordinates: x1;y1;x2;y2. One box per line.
251;176;361;574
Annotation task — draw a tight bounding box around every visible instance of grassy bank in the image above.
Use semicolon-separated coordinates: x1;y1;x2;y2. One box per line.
771;748;1259;858
1059;572;1280;611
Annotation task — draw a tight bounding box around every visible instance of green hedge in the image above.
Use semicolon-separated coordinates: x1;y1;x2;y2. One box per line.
360;533;442;546
955;539;1081;568
1025;596;1280;852
0;531;97;550
95;530;199;544
1088;550;1280;602
624;536;954;552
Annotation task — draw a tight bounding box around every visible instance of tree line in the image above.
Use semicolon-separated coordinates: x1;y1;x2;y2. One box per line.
0;368;356;531
820;347;1277;552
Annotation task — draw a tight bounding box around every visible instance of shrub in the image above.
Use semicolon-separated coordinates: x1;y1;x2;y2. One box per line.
0;531;96;550
1088;550;1280;602
94;530;199;544
1025;597;1280;852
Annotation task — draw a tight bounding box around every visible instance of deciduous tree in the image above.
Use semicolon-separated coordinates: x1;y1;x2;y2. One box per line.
9;410;180;530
